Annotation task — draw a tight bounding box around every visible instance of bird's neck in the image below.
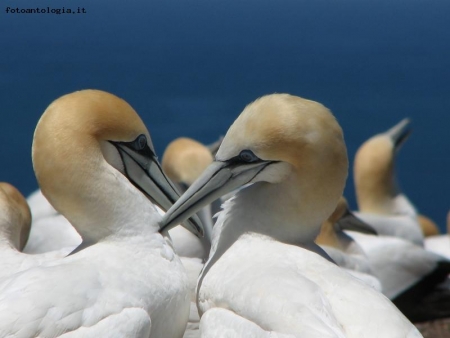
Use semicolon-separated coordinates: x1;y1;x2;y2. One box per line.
354;162;401;214
315;222;343;250
45;164;161;244
207;171;342;270
356;176;417;216
197;173;341;312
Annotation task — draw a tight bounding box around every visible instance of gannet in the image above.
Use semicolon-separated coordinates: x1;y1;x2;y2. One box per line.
346;228;450;321
24;188;81;254
160;94;421;337
353;118;424;246
24;136;219;256
0;182;31;253
315;196;382;291
0;182;76;282
0;90;203;338
162;137;215;338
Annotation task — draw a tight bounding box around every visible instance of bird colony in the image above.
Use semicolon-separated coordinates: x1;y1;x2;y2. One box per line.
0;89;449;337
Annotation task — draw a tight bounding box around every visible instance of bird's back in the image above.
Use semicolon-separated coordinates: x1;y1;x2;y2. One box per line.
199;233;421;338
0;237;190;338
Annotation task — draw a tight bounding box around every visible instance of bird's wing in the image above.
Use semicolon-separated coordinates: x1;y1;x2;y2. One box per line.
58;308;151;338
0;261;140;337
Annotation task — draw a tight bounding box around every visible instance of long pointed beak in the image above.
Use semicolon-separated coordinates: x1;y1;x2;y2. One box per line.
159;159;273;233
386;118;411;151
113;142;204;238
336;209;377;235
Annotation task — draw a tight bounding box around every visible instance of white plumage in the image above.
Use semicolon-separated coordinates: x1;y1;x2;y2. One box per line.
0;90;206;337
353;119;425;246
161;94;422;337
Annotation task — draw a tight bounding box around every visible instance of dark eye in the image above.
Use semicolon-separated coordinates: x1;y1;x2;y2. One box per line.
133;134;147;151
239;150;259;163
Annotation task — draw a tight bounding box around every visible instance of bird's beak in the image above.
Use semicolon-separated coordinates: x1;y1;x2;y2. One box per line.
387;118;411;151
336;209;377;235
111;141;204;238
159;159;273;232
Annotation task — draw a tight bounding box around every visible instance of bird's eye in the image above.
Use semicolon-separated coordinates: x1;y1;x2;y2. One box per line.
133;134;147;151
239;150;259;163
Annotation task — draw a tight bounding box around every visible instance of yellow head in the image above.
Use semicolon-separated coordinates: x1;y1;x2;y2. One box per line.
161;94;348;239
0;182;31;250
162;137;213;186
33;90;203;241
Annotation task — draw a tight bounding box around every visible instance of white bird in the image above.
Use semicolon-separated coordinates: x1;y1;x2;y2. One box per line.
0;89;204;338
0;182;31;251
315;196;382;291
346;229;450;322
24;136;219;257
353;118;425;246
0;182;75;281
350;120;450;321
160;94;421;337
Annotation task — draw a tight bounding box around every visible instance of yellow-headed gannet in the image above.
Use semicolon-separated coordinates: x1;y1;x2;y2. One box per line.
0;90;203;337
160;94;421;337
347;227;450;321
0;183;30;254
315;196;382;291
353;118;425;246
0;182;78;282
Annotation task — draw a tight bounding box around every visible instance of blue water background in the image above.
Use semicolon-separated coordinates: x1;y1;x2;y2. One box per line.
1;0;449;231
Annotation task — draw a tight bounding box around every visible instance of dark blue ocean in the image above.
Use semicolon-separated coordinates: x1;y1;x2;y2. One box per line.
1;0;449;231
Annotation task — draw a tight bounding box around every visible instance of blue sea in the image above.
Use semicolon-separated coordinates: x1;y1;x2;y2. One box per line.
1;0;449;231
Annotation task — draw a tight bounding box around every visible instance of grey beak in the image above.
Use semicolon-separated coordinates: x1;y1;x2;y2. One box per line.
386;118;411;151
336;209;378;235
159;159;273;233
113;142;204;238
